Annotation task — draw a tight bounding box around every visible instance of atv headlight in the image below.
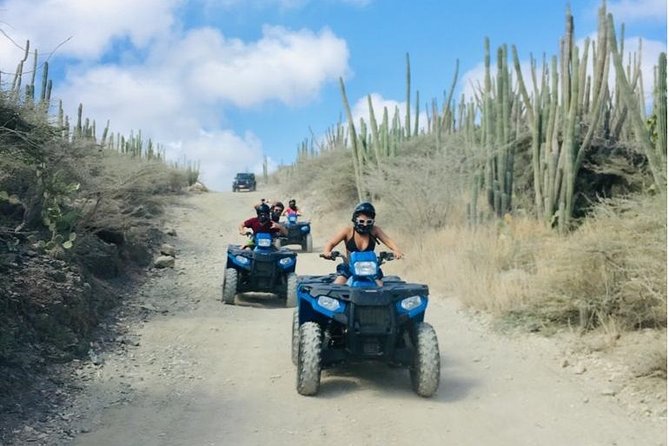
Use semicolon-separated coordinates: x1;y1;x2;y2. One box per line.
278;257;294;267
234;255;250;265
257;237;272;248
300;225;310;233
400;295;423;311
317;295;341;312
353;261;377;276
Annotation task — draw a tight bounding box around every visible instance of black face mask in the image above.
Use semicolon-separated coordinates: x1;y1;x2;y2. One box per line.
354;222;373;234
271;211;281;222
258;214;270;224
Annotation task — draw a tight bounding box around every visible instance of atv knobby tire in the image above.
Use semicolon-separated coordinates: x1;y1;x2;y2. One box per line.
222;268;238;305
297;322;322;396
285;273;298;307
291;310;299;366
410;322;440;397
302;233;313;253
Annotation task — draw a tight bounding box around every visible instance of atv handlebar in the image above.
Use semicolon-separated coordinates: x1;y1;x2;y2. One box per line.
319;251;394;264
319;250;341;260
378;251;395;262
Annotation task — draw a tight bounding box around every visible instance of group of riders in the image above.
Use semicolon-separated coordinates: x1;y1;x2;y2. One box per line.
238;198;301;239
239;199;403;285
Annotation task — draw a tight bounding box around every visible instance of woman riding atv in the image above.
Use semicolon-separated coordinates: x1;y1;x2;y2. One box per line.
282;199;301;217
321;202;403;285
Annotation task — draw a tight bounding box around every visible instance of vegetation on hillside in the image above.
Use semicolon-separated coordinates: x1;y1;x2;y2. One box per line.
275;1;667;355
0;40;199;399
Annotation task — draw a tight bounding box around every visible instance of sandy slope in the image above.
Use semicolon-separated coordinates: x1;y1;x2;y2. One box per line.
62;190;665;446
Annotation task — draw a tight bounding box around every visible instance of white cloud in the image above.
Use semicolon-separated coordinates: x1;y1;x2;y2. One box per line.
348;92;428;136
460;62;486;103
198;0;370;9
608;0;667;23
0;0;180;61
166;130;264;191
351;93;403;125
185;25;349;107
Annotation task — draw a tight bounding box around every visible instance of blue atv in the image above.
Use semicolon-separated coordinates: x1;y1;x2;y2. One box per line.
291;250;440;397
277;214;312;252
222;232;297;307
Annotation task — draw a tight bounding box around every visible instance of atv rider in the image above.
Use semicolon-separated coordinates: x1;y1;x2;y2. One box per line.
254;200;285;223
282;199;301;217
270;201;285;223
321;202;403;285
239;203;287;248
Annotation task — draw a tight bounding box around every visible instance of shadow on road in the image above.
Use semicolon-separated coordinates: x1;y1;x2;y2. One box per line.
233;292;289;310
315;356;478;403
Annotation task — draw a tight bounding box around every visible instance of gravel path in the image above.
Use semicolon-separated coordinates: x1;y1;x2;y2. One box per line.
9;189;665;446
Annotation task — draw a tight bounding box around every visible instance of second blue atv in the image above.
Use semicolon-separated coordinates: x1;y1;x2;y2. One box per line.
222;232;297;307
291;250;440;397
277;214;312;252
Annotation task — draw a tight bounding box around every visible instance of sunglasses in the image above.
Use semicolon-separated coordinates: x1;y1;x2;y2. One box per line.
356;219;374;225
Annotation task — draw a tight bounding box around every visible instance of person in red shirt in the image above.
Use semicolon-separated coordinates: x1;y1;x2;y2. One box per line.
239;203;287;247
282;199;301;217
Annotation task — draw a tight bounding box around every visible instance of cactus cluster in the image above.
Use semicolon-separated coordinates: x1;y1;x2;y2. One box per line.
297;0;666;229
6;41;52;111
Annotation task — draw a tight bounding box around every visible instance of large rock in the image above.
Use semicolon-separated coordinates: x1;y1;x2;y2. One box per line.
187;182;208;193
160;244;176;257
154;255;175;269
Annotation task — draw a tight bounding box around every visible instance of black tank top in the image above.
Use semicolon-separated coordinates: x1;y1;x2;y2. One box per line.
345;231;376;252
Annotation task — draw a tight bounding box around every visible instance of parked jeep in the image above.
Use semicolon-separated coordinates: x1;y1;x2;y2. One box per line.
232;173;256;192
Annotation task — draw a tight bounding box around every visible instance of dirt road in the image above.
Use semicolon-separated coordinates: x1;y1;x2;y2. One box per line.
62;190;664;446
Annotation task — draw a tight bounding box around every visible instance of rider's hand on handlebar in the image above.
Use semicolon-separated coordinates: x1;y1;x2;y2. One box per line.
392;250;404;260
320;251;333;260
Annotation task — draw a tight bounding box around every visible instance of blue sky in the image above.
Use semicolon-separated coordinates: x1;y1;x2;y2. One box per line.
0;0;666;190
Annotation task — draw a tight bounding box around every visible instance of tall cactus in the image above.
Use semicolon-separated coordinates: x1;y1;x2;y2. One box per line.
654;52;667;169
608;14;666;189
339;77;364;200
405;53;411;139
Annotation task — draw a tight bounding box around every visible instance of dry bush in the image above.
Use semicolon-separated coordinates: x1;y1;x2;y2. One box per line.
365;134;477;230
72;149;187;233
365;153;468;230
275;148;358;215
526;194;667;330
397;215;549;314
400;193;666;334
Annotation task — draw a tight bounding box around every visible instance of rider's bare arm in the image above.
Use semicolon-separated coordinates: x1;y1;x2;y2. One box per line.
322;227;349;258
373;226;403;259
272;221;288;236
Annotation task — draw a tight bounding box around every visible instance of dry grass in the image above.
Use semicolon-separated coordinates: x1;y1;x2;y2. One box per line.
398;193;666;334
273;131;665;339
528;194;667;331
274;148;358;214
